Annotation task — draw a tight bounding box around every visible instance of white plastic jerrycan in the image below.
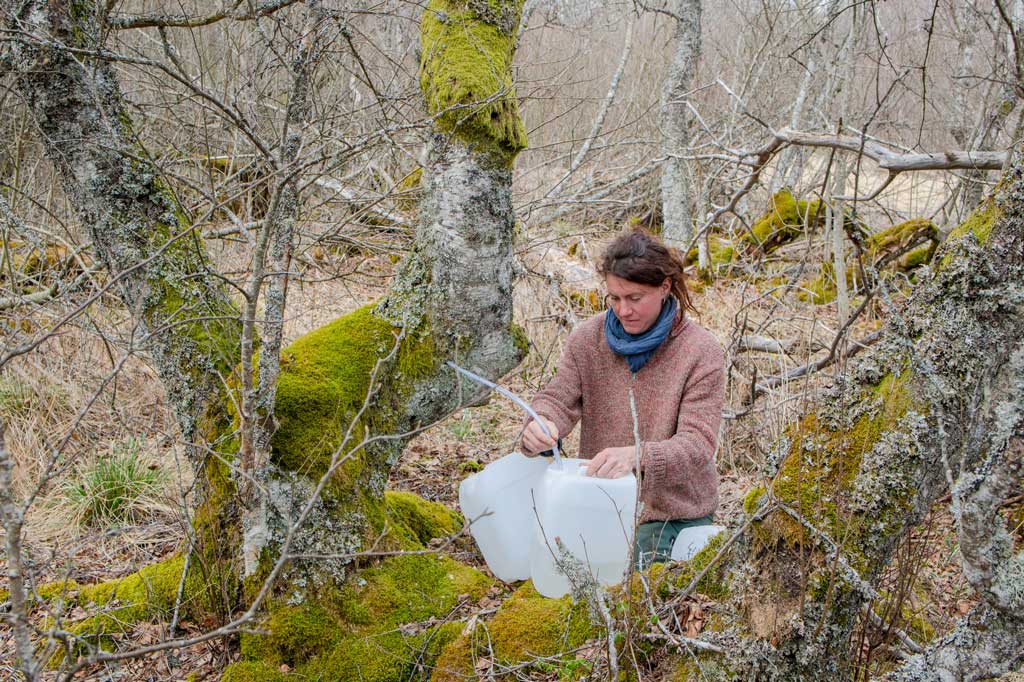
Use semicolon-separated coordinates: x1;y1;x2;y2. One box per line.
529;459;637;598
458;451;551;582
671;524;726;562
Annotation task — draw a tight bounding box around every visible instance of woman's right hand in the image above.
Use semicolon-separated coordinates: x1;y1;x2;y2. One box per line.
521;416;559;456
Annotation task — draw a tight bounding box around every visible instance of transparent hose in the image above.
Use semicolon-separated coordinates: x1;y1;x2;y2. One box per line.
445;361;562;465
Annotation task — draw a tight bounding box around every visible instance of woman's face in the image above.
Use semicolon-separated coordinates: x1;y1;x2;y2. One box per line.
605;274;671;334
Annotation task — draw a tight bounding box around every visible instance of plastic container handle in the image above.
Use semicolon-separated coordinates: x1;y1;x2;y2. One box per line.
445;361;562;465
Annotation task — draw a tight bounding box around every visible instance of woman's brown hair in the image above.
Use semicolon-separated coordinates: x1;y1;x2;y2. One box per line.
597;227;696;314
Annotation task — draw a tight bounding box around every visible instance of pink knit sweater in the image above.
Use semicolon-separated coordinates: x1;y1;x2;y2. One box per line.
530;310;725;523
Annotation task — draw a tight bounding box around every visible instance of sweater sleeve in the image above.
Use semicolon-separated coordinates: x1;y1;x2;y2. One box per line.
528;337;585;441
640;340;725;510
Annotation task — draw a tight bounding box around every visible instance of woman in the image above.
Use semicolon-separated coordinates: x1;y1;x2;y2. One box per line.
520;228;725;566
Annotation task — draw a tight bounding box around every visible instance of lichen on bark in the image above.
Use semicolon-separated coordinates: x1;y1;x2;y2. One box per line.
719;154;1024;679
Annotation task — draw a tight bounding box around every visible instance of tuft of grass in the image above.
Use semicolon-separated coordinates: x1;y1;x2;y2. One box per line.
0;375;35;415
63;438;166;529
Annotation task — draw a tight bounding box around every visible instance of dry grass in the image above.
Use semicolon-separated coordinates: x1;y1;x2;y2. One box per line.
0;211;981;681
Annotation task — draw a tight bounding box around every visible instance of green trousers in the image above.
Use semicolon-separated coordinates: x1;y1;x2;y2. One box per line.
634;514;714;569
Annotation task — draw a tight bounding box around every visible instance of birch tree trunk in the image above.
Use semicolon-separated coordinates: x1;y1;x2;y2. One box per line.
659;0;702;248
4;0;527;612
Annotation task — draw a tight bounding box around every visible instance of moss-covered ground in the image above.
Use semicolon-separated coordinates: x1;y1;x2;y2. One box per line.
221;492;488;681
431;581;595;681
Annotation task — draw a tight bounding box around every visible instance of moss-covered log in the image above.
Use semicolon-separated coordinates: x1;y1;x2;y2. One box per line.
743;189;827;254
799;218;939;305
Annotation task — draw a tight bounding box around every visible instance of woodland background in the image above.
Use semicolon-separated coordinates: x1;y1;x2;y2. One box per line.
1;0;1023;680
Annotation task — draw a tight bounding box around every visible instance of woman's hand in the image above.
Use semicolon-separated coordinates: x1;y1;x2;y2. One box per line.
521;416;559;456
585;446;637;478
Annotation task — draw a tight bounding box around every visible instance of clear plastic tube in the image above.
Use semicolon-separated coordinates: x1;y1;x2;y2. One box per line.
446;361;562;465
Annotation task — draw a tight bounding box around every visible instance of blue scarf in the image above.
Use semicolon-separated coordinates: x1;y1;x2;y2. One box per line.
604;297;678;373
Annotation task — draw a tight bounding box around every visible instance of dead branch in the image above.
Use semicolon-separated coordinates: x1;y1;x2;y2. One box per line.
107;0;304;30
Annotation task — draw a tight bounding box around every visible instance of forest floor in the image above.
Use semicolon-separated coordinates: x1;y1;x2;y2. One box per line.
0;227;988;680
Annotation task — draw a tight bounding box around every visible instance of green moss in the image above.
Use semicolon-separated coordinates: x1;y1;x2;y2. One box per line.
899;244;933;270
271;303;440;497
946;197;1000;247
685;237;737;277
239;553;490;679
510;321;530;356
55;555;199;657
271;305;396;477
800;261;840;305
868;218;937;256
220;661;287;682
433;581;595;680
395;168;424;212
742;485;766;515
419;0;528;161
758;369;921;565
77;555;184;613
744;189;825;253
291;625;458;682
866;218;939;272
191;446;243;614
23;579;80;602
354;554;492;628
384;490;461;547
670;655;731;682
902;606;937;644
241;602;343;666
666;530;730;599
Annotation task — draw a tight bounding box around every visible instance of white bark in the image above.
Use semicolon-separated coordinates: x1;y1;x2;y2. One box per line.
660;0;702;248
0;422;37;681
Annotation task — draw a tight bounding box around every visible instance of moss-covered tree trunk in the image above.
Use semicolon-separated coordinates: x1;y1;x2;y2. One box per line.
7;0;526;635
242;0;529;587
683;153;1024;680
7;0;243;459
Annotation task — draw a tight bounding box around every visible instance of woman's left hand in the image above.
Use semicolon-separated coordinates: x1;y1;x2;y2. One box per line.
585;446;638;478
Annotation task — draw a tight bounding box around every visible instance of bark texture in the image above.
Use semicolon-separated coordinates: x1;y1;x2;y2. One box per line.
6;0;242;450
5;0;527;609
685;152;1024;680
659;0;702;248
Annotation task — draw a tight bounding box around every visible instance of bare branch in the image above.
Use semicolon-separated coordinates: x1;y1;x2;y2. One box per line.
107;0;305;30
